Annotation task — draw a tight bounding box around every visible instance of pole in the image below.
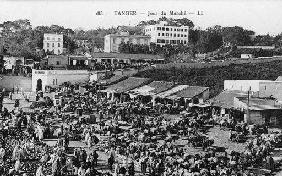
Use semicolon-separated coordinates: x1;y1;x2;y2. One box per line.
246;87;250;124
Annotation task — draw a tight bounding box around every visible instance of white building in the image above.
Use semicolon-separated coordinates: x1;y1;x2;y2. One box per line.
241;54;254;59
3;56;25;70
43;33;63;55
144;21;189;46
104;32;150;53
32;69;110;92
224;80;272;92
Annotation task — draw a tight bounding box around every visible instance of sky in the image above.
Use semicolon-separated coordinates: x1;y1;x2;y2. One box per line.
0;0;282;35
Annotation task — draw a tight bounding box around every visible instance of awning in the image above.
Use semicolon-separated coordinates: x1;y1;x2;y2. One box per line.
156;85;189;98
105;77;151;93
128;85;156;96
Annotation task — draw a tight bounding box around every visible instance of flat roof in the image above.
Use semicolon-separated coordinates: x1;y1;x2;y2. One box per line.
92;52;164;60
106;34;150;38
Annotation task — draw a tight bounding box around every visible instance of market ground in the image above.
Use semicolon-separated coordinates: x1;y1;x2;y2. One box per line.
3;95;282;175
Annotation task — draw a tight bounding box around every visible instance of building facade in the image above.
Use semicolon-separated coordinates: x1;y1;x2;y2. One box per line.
144;22;189;46
92;52;165;65
3;56;25;70
43;33;63;55
32;69;110;92
41;55;68;69
104;32;150;53
224;80;272;92
32;69;90;92
259;81;282;102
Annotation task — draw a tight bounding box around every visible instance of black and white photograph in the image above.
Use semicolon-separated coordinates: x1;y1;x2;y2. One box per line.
1;0;282;175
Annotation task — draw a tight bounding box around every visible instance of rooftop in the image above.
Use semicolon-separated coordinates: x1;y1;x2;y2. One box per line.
106;34;150;38
156;85;189;98
211;90;248;109
128;81;175;96
236;97;281;110
92;52;164;60
237;46;275;50
175;86;209;99
98;75;128;86
105;77;151;93
276;76;282;81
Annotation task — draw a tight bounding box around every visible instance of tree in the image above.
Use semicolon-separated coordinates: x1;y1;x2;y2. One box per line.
221;26;253;46
253;34;274;46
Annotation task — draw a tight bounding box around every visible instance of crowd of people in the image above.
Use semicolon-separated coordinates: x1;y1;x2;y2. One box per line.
0;81;281;176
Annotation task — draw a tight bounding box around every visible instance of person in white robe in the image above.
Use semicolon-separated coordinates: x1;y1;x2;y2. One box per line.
36;165;45;176
0;145;5;165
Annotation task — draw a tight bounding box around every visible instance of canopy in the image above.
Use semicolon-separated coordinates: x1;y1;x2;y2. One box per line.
105;77;151;93
128;85;156;96
156;85;189;98
128;81;175;96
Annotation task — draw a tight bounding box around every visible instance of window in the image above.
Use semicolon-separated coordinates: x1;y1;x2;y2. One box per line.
162;27;165;31
170;33;172;37
47;37;50;40
181;29;183;32
157;39;161;43
177;34;180;37
174;29;176;31
177;40;180;44
58;49;61;54
162;33;164;36
56;61;60;65
174;34;176;37
52;43;54;47
47;43;50;47
181;34;183;37
184;40;187;44
166;28;169;31
184;35;187;37
157;27;161;30
158;33;160;36
58;43;60;47
53;79;55;85
166;40;169;44
166;33;169;36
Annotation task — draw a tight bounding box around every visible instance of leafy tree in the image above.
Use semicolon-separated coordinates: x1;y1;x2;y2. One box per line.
253;35;274;46
221;26;253;46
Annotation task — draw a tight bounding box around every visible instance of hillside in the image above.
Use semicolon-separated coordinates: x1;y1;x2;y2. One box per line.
134;60;282;97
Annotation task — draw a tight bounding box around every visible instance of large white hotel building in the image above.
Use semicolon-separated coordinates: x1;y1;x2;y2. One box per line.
144;22;189;46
